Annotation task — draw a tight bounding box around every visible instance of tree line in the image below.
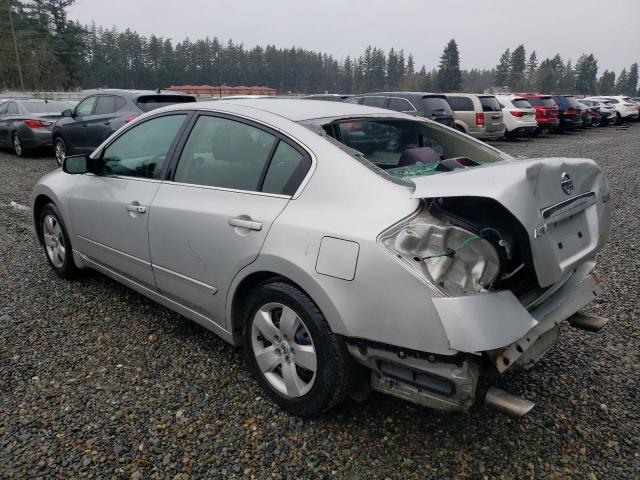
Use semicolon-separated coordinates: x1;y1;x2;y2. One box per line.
1;0;638;96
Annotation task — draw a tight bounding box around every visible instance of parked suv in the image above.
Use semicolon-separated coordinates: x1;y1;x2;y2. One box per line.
345;92;455;128
53;89;196;165
495;95;537;139
551;95;583;130
515;94;559;134
580;99;616;126
444;94;504;140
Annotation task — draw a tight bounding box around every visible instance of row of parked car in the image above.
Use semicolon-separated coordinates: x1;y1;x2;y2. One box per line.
0;89;638;161
333;92;640;140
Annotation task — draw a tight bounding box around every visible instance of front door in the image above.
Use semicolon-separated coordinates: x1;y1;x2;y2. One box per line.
148;114;311;328
69;113;189;288
62;96;97;153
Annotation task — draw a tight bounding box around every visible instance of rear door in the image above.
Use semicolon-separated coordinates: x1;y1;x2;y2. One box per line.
446;96;474;132
479;96;504;133
148;113;311;328
69;113;189;288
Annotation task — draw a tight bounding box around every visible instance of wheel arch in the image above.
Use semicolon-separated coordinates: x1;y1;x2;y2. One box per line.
454;120;468;134
33;193;56;245
227;263;343;346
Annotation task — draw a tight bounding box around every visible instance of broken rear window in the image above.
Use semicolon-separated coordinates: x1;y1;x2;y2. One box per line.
307;118;507;182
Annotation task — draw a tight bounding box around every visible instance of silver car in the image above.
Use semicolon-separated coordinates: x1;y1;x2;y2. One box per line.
32;99;612;418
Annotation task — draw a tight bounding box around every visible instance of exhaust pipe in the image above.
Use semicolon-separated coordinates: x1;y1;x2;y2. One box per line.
484;387;535;418
568;312;608;332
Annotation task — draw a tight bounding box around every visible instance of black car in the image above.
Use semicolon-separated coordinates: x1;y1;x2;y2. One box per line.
0;99;72;157
344;92;456;128
53;89;196;165
551;95;583;131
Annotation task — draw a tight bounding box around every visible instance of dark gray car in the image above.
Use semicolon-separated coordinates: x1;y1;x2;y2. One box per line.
345;92;456;128
52;89;196;165
0;99;73;157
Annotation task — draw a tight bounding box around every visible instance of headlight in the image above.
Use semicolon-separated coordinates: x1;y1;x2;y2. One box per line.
380;210;501;296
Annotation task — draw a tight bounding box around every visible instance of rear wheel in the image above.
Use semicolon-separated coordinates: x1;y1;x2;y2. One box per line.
243;280;351;417
54;137;67;166
12;132;26;157
39;203;78;278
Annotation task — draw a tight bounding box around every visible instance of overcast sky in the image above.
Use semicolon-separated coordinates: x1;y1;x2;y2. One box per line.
68;0;639;74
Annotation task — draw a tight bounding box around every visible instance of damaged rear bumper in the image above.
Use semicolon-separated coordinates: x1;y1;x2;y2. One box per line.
348;261;602;412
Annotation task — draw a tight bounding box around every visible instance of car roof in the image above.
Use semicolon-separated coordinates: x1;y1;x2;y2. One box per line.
83;89;192;98
182;98;408;122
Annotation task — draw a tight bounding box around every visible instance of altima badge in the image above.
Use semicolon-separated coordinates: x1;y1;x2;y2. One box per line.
561;172;574;195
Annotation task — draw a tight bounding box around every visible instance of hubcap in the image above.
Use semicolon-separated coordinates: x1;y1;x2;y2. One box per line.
55;141;65;165
13;135;21;156
251;302;317;398
42;214;65;268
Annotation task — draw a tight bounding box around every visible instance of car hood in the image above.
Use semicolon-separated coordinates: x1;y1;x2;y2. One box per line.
410;157;612;287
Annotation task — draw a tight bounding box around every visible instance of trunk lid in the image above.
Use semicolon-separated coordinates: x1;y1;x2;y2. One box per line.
410;157;612;287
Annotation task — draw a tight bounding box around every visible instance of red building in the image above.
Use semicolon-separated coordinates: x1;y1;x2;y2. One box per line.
165;84;277;96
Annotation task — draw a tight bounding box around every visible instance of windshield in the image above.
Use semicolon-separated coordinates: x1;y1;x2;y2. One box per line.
23;101;71;114
511;98;533;109
136;95;196;112
422;96;453;116
310;118;506;182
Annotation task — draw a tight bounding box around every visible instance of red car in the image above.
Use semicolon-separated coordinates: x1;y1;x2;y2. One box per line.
515;93;560;134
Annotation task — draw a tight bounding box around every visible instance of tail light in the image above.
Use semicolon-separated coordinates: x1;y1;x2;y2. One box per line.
565;108;576;116
623;103;635;107
510;111;525;117
475;112;484;125
539;108;546;117
24;119;53;128
124;115;139;123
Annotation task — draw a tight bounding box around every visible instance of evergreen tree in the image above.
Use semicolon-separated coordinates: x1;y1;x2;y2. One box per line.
525;51;538;91
598;70;616;95
626;63;638;95
574;53;598;95
616;68;628;93
495;49;510;87
558;59;575;93
436;39;462;92
509;44;526;91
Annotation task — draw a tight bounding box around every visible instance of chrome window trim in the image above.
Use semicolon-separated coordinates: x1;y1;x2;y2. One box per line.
84;172;162;184
162;180;291;199
388;96;418;113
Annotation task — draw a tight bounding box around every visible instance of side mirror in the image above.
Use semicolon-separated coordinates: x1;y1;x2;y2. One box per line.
61;109;73;117
62;154;90;174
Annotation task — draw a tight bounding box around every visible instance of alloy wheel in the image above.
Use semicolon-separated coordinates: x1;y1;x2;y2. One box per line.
42;214;66;268
55;140;65;166
251;302;317;398
13;134;22;156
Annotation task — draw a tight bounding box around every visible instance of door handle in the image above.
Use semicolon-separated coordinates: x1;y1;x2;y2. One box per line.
126;204;147;214
103;121;111;126
228;217;262;231
81;123;87;128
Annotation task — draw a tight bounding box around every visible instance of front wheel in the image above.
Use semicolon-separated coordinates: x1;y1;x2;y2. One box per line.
39;203;79;278
54;137;67;166
243;280;352;417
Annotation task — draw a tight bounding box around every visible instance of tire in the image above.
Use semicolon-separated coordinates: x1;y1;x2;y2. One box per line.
38;203;79;279
616;113;622;125
54;137;67;166
12;132;26;157
243;280;352;417
455;125;466;134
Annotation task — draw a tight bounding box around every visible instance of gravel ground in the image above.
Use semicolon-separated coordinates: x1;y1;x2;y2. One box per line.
1;125;639;479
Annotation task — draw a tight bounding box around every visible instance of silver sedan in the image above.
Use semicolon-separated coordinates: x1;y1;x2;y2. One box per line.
32;99;612;417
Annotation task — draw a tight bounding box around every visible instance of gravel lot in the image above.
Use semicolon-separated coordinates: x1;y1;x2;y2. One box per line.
1;125;639;479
